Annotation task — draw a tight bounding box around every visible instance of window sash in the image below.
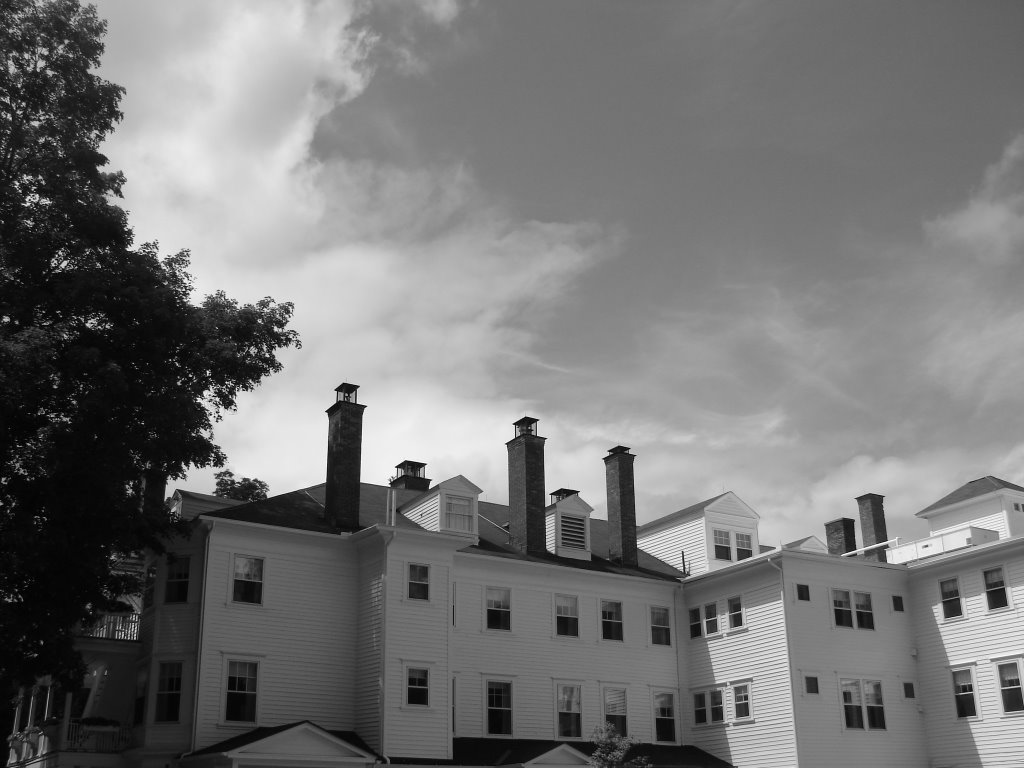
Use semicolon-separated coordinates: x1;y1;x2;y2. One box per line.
833;589;853;627
854;592;874;630
985;568;1009;610
408;563;429;600
651;606;671;645
486;588;511;630
940;578;963;619
999;662;1024;713
953;669;977;718
486;681;512;734
704;603;718;635
556;595;579;637
232;556;264;604
735;532;753;560
603;688;627;735
445;496;473;531
225;661;257;722
407;668;429;706
654;693;675;741
688;608;702;638
733;684;750;719
164;557;190;603
557;685;582;737
728;596;743;629
601;600;624;641
155;662;182;722
713;529;732;560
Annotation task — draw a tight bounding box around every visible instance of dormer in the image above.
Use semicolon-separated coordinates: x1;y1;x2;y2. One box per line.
915;476;1024;540
400;474;483;540
545;489;594;561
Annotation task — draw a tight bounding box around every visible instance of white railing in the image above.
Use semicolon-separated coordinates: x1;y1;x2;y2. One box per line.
80;613;140;641
64;722;133;752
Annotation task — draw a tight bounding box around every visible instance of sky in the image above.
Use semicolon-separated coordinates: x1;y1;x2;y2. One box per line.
91;0;1024;550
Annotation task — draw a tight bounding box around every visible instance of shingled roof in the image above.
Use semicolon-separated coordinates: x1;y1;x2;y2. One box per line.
916;475;1024;517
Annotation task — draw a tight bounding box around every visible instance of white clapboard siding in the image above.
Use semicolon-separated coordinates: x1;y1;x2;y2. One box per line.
639;515;707;576
909;548;1024;768
926;496;1007;539
682;562;796;768
355;536;387;752
403;495;441;532
193;523;358;750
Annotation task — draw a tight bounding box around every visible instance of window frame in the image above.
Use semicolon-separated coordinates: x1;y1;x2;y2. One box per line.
688;607;702;639
996;659;1024;715
231;554;264;606
854;591;875;630
223;658;259;724
891;594;905;613
556;682;583;739
939;577;964;620
154;661;183;723
832;589;854;628
600;600;624;641
555;594;579;638
984;567;1010;612
602;686;628;737
486;587;512;631
693;688;725;726
712;529;732;561
732;681;753;721
652;691;676;743
164;556;190;604
804;675;819;695
485;679;513;735
952;666;979;719
796;583;811;602
727;596;744;629
839;678;886;731
703;602;719;636
650;606;671;646
444;494;475;533
408;563;430;601
735;532;753;561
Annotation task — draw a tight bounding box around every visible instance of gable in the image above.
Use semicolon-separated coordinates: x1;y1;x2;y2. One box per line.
523;744;592;767
438;474;484;496
225;723;375;762
705;492;759;522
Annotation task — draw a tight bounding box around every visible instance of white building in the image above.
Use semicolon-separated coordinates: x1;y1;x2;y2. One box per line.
8;385;1024;768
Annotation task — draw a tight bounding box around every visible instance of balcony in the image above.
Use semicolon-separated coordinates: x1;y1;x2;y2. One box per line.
7;720;132;766
79;613;140;642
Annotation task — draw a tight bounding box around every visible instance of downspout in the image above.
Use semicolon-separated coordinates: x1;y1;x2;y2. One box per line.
767;555;799;768
378;530;395;760
188;519;214;756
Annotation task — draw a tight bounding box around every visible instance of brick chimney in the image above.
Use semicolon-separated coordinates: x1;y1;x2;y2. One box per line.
604;446;638;567
857;493;889;562
825;517;857;556
507;417;546;556
325;383;365;531
391;460;430;492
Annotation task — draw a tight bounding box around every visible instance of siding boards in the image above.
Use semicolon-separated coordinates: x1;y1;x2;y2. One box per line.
639;516;706;576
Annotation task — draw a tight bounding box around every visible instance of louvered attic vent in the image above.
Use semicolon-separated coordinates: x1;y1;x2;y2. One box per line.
560;516;587;549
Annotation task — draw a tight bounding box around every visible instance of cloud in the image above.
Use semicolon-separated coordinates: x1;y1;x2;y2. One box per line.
926;133;1024;265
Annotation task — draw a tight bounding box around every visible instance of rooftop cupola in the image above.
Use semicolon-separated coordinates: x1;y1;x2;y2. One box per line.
325;382;365;531
391;460;431;491
550;488;579;504
507;416;546;556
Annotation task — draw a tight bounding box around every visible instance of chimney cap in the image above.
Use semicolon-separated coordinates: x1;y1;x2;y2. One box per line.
856;492;885;502
335;382;360;403
550;488;579;503
512;416;539;437
607;445;631;456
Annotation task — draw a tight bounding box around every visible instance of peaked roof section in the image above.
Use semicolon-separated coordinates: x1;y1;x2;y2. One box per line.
635;492;729;537
916;475;1024;517
388;738;733;767
184;720;376;760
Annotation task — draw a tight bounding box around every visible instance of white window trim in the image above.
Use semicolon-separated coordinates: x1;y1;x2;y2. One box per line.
712;529;733;561
220;656;260;726
692;686;726;727
599;599;625;642
479;679;512;741
939;575;966;623
726;595;745;632
649;605;672;646
709;526;757;562
951;664;981;721
554;680;585;740
838;677;887;731
731;679;754;723
406;562;430;602
600;683;630;737
229;553;266;607
484;586;513;633
403;661;434;710
982;564;1013;613
651;689;678;743
830;587;875;631
554;593;580;639
990;656;1024;717
702;601;720;637
442;491;477;535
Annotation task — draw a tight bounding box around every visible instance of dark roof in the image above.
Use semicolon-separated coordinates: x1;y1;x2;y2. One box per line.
199;481;682;581
387;738;732;767
184;721;375;758
635;493;729;536
917;476;1024;517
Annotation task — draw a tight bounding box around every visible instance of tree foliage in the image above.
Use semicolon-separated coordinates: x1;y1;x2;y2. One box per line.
0;0;300;689
214;470;270;503
587;724;651;768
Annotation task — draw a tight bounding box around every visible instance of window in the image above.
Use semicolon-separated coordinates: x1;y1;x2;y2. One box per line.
735;532;753;560
840;680;863;729
225;661;257;722
864;681;886;729
840;679;885;729
155;662;182;722
796;583;810;601
854;592;874;630
833;589;853;627
953;669;977;718
940;577;963;619
733;683;751;719
985;568;1009;610
486;587;511;630
560;515;587;549
892;595;905;612
903;682;916;699
164;557;190;603
998;662;1024;713
407;668;429;706
713;529;732;560
557;684;582;737
142;565;156;609
688;608;702;638
601;600;624;641
805;676;819;695
603;688;627;735
728;596;743;629
650;606;671;645
694;689;724;724
445;495;473;532
704;603;718;635
654;693;675;742
556;595;579;637
232;556;263;604
487;681;512;734
408;563;429;600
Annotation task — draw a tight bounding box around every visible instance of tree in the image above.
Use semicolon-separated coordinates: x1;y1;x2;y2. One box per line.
214;470;270;503
0;0;300;690
587;724;651;768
